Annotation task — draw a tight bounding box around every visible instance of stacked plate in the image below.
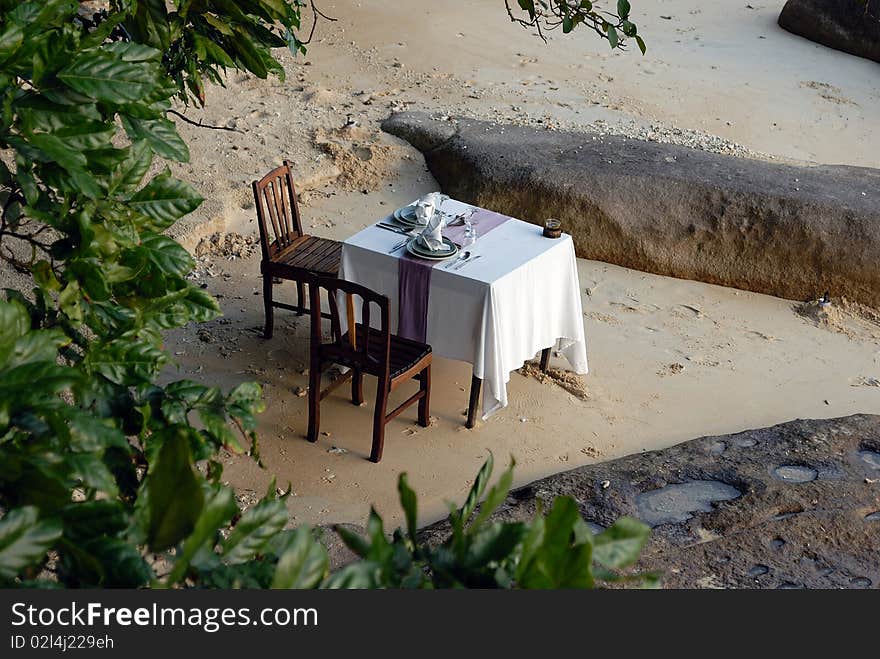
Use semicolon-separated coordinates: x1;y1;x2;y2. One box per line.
406;236;458;261
393;205;426;228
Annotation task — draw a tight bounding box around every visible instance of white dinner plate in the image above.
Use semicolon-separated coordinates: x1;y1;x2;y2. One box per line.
406;236;458;260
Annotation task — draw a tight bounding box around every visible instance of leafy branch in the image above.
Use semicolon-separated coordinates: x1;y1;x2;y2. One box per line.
505;0;646;53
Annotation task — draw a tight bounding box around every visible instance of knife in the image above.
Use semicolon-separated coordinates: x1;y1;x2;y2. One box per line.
375;223;409;234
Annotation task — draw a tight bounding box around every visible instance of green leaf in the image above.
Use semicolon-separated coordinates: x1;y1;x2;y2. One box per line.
0;299;31;359
139;232;194;278
126;0;171;50
110;142;153;194
323;560;381;589
459;455;493;524
635;35;647;55
83;537;153;587
58;281;83;323
164;485;237;585
192;33;235;67
144;426;205;551
563;16;573;33
223;498;288;564
129;172;203;229
0;507;62;581
465;522;527;569
516;497;595;589
271;526;328;589
607;25;619;49
228;32;269;78
179;286;222;323
397;473;418;543
61;501;128;542
0;362;78;400
617;0;631;20
103;41;162;62
2;330;68;369
334;524;370;559
0;21;24;65
517;0;536;20
121;115;190;162
68;258;110;301
592;517;650;569
66;453;118;495
203;14;235;36
470;458;515;531
85;341;167;386
58;51;163;104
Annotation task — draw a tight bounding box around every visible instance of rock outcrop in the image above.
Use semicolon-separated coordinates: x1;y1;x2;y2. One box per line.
779;0;880;63
419;415;880;589
383;112;880;307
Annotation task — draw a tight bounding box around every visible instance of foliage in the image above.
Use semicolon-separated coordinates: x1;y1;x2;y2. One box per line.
0;0;648;588
507;0;646;54
325;455;655;589
0;0;303;588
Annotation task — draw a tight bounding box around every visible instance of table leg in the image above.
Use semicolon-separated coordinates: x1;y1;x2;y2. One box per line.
466;374;481;429
540;347;551;373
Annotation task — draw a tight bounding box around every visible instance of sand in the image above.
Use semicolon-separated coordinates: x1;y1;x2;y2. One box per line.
153;0;880;529
5;1;879;530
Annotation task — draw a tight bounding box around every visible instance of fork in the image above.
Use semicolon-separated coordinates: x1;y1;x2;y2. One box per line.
388;238;408;253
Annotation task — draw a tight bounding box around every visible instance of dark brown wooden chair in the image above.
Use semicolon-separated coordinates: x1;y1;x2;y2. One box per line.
252;160;342;338
307;275;432;463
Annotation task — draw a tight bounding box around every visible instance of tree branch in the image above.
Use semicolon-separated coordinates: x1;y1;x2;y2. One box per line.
299;0;338;47
166;109;241;132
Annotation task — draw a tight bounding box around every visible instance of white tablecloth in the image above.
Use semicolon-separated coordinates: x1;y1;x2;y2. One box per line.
339;199;589;419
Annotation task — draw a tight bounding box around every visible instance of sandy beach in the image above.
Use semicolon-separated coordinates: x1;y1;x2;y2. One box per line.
150;0;880;528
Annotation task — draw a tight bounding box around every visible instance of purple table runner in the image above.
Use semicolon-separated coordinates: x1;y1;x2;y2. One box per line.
397;208;510;342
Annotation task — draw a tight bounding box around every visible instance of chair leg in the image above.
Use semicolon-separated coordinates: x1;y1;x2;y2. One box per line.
307;363;322;442
370;377;389;463
263;275;274;339
351;368;364;405
540;347;551;373
296;281;306;316
418;366;431;427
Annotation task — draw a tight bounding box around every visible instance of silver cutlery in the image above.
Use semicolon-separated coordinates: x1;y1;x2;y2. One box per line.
443;208;478;226
454;254;482;271
445;250;470;269
375;223;408;235
388;238;409;253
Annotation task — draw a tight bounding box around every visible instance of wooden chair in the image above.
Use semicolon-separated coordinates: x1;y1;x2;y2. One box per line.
252;160;342;339
307;275;433;463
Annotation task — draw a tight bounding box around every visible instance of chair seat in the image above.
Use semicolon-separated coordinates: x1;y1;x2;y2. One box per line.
267;236;341;276
333;324;432;379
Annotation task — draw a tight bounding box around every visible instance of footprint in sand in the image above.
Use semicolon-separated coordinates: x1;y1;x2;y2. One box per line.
668;304;711;322
609;300;660;314
657;362;686;377
745;330;777;342
584;311;620;325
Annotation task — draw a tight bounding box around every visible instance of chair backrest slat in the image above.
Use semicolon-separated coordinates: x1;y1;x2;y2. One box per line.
252;160;305;261
327;288;343;345
311;276;391;377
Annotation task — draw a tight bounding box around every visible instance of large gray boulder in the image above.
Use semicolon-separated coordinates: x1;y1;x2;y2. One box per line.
383;112;880;307
779;0;880;63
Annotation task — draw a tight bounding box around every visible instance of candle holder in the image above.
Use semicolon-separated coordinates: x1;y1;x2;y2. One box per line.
543;218;562;238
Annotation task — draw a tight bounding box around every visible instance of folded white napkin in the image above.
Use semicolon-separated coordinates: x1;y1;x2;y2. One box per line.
419;211;446;251
412;192;449;251
414;192;448;225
